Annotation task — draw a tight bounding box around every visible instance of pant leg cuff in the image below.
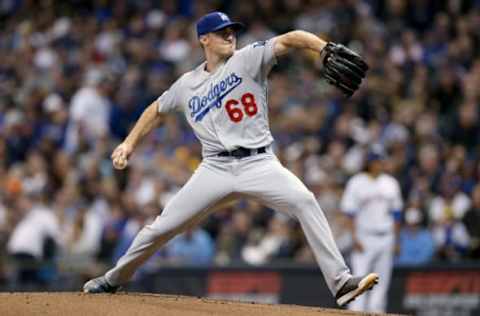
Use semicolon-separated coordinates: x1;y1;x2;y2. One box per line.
335;271;353;295
104;270;119;287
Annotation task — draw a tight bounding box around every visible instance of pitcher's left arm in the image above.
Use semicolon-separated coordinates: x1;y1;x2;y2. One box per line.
272;30;369;97
272;30;327;57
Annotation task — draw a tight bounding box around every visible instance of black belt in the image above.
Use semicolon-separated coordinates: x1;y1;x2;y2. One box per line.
364;231;391;236
218;146;266;158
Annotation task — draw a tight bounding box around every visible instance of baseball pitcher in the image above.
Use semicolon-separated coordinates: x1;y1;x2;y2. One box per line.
84;12;377;307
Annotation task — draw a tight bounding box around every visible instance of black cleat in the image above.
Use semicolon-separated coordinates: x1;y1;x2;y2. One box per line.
335;273;379;307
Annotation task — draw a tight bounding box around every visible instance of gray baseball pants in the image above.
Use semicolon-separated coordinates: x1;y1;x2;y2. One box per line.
105;150;352;295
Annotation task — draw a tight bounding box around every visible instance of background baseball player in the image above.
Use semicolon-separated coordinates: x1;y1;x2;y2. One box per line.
341;148;403;312
83;11;377;307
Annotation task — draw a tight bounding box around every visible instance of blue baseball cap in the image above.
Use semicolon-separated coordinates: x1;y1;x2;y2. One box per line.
366;150;387;163
196;12;244;37
365;144;387;163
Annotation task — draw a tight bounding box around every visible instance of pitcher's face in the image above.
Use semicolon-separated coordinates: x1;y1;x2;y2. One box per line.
201;27;237;58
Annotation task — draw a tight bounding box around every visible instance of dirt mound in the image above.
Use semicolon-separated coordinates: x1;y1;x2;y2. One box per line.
0;292;404;316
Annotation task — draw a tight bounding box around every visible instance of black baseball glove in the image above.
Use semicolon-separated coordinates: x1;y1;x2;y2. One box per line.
321;42;369;97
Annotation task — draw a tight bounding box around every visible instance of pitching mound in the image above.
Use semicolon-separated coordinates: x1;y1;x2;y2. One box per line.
0;292;403;316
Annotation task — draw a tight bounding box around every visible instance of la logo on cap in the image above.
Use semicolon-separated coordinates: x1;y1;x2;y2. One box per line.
218;12;229;21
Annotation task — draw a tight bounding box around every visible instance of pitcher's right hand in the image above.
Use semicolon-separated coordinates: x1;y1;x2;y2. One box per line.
111;142;133;170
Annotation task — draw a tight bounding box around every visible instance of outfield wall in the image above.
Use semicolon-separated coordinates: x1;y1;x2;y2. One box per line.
126;263;480;316
1;263;478;315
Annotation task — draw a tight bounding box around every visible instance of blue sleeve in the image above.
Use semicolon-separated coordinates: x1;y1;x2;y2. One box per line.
392;209;402;222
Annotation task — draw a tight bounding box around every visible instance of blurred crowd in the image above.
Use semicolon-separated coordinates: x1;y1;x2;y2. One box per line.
0;0;480;289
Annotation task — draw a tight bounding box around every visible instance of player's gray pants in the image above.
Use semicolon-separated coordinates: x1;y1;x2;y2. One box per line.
105;151;352;296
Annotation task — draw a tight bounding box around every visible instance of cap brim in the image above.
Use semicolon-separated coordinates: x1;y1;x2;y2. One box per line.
368;156;386;162
211;21;244;33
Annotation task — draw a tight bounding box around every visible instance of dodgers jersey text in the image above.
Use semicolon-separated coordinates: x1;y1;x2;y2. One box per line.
157;40;276;157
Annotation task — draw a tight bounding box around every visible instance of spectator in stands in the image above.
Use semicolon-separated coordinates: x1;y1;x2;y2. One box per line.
429;175;471;261
432;219;470;262
64;69;115;154
242;213;292;265
215;211;252;264
166;228;215;265
429;174;471;225
97;202;128;265
39;94;69;149
396;208;435;266
463;185;480;258
415;144;442;194
2;110;33;166
445;101;480;150
7;193;61;288
62;203;105;270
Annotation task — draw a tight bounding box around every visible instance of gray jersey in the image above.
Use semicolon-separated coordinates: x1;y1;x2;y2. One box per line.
156;39;277;157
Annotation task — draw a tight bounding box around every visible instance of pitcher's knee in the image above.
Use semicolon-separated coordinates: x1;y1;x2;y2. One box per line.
146;215;185;239
290;191;318;214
